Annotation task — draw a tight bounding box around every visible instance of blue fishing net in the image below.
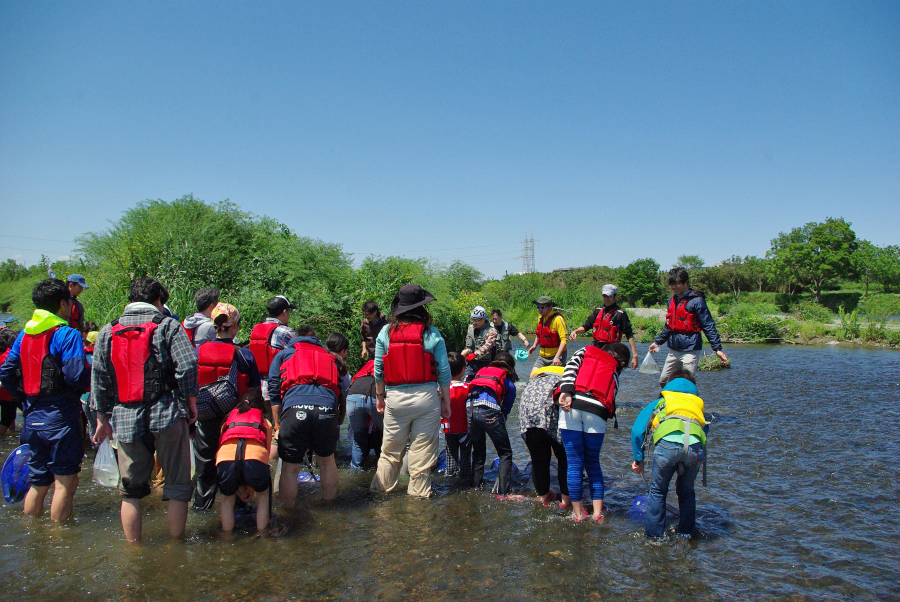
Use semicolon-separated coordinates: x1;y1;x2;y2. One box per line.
2;445;32;503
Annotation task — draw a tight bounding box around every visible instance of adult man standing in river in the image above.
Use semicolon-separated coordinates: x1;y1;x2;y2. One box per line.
91;277;198;541
649;268;728;387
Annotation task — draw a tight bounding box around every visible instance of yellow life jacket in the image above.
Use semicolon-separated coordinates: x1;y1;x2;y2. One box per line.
651;390;706;446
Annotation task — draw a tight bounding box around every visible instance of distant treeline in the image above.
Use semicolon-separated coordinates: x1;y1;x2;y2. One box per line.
1;198;899;368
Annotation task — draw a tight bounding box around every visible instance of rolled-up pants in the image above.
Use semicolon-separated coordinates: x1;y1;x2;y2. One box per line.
371;384;441;497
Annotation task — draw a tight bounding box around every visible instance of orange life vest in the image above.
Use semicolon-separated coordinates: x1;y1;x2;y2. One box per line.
219;406;268;448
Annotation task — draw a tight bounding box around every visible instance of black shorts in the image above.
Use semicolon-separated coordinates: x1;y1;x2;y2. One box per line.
217;459;272;496
278;404;339;463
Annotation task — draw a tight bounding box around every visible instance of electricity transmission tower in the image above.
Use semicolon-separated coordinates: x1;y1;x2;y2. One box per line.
522;235;535;273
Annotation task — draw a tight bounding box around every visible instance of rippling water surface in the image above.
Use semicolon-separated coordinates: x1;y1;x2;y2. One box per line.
1;343;899;600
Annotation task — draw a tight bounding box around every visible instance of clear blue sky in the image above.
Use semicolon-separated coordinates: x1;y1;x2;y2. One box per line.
2;1;898;279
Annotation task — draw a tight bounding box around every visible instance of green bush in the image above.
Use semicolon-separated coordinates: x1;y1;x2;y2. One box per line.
794;300;834;323
718;304;782;341
798;321;828;342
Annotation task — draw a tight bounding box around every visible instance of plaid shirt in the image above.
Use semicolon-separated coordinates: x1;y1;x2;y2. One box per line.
91;302;198;443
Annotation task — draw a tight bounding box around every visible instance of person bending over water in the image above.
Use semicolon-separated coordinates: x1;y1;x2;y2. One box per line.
557;342;630;522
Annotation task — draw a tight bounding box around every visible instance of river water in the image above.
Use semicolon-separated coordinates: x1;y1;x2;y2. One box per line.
1;342;898;600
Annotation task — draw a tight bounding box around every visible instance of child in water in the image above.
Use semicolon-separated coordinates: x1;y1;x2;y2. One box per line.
467;352;519;497
216;388;273;532
442;352;470;480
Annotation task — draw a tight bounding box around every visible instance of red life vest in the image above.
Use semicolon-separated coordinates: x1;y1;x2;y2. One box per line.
181;320;196;346
20;327;65;397
110;315;170;404
249;322;280;376
68;300;81;329
382;322;437;386
469;366;508;404
353;360;375;382
219;406;268;448
592;308;623;343
0;349;13;402
666;293;702;334
197;341;249;396
279;341;341;400
573;345;619;420
535;313;562;348
442;381;470;434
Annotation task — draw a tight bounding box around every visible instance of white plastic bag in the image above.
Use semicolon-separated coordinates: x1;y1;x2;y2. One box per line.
639;350;660;374
92;437;120;488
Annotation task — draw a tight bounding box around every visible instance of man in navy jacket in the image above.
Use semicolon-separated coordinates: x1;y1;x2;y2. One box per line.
649;268;728;387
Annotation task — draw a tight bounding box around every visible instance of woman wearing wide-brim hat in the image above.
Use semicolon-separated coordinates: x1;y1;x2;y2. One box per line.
371;284;452;497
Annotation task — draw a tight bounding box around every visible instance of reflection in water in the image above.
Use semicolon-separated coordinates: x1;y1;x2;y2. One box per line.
1;343;899;599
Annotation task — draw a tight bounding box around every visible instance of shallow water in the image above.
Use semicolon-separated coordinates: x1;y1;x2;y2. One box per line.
1;343;899;600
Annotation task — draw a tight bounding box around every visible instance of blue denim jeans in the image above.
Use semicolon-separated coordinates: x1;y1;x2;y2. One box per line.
347;394;383;469
645;439;705;538
468;405;513;494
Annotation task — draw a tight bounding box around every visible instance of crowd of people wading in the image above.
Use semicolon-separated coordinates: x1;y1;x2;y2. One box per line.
0;267;727;540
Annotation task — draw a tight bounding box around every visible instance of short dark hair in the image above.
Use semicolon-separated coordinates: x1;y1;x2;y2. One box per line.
362;301;379;314
600;342;631;373
491;309;502;318
194;287;220;313
668;267;689;286
32;278;71;313
490;351;518;382
447;351;465;377
129;277;169;305
82;321;99;334
325;332;349;354
0;328;18;353
663;370;696;386
295;324;317;338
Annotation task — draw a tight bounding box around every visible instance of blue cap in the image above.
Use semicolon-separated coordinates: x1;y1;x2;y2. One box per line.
66;274;88;288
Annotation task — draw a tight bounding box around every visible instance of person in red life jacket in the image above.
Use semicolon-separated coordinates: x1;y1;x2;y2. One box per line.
268;325;346;508
216;388;273;532
467;352;519;497
0;328;20;436
518;365;570;510
527;295;568;368
249;295;297;402
182;287;220;348
442;352;471;480
90;277;199;542
0;278;88;522
461;305;499;381
556;342;631;522
370;284;452;498
648;268;728;388
569;284;639;371
360;300;388;361
192;303;261;510
66;274;88;332
345;358;383;469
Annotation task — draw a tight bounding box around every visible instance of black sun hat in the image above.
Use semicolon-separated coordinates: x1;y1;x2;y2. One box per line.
390;284;437;316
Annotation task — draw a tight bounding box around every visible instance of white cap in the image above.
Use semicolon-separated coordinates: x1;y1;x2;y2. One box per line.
602;284;618;296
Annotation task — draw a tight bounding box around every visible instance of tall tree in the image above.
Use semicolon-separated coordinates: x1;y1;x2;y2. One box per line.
766;217;857;303
619;258;663;307
674;255;705;271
